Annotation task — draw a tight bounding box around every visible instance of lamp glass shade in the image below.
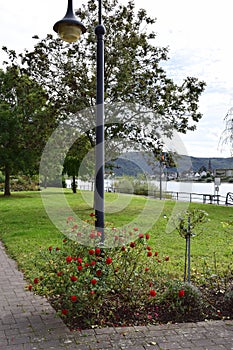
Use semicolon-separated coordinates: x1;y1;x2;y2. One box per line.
57;23;82;43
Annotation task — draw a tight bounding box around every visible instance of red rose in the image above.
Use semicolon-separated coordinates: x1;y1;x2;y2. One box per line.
178;290;185;298
77;258;82;264
130;242;136;248
138;233;144;239
150;290;157;297
90;291;95;295
66;256;73;263
145;234;150;240
56;247;60;251
90;213;95;217
145;267;149;271
106;257;112;265
165;256;170;261
89;233;96;239
133;227;139;231
91;261;96;266
85;263;90;267
77;265;83;271
62;309;68;315
57;271;63;276
34;278;39;284
28;284;32;291
95;248;101;255
91;279;97;285
70;276;78;282
96;270;102;277
154;251;159;256
89;249;95;255
97;231;102;237
146;246;152;251
121;246;126;251
48;246;52;251
70;295;77;302
147;251;153;257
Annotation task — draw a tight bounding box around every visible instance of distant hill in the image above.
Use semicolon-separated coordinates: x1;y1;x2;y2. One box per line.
108;152;233;177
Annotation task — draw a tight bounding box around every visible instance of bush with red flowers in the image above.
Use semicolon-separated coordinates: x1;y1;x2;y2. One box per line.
29;224;172;329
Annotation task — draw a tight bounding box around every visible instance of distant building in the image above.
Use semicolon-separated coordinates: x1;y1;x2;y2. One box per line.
214;169;233;177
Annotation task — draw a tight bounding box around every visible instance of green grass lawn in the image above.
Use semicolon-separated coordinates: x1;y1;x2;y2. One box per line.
0;190;233;281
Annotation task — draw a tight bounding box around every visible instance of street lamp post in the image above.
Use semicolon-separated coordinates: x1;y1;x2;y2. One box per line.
53;0;105;244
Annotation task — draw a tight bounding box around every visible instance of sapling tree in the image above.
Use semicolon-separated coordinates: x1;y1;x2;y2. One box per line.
175;209;209;283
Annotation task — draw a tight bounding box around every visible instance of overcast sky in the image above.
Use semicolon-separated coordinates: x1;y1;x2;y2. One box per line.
0;0;232;158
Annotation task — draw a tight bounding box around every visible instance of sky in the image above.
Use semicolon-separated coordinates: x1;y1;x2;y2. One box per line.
0;0;232;158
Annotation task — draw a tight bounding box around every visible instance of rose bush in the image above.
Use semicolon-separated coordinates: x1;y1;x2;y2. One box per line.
29;218;172;328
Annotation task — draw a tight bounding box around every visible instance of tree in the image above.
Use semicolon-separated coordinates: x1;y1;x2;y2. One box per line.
0;66;56;195
2;0;205;150
62;135;92;193
220;107;233;155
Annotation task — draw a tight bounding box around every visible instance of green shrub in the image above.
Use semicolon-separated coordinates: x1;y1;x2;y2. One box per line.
158;281;204;322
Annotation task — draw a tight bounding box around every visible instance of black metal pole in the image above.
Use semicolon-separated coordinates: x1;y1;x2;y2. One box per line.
95;0;105;245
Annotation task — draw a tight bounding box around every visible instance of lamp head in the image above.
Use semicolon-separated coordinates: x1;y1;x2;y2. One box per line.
53;0;86;43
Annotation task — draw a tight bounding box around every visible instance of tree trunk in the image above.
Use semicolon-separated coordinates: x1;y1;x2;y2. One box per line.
4;166;11;196
72;175;77;194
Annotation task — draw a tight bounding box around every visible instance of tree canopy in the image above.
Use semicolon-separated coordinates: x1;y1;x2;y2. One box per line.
0;67;56;195
1;0;206;192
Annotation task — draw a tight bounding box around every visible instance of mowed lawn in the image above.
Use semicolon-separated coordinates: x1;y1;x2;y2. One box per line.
0;190;233;280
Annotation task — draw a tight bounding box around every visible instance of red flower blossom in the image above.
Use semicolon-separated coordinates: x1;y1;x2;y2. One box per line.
77;265;83;271
133;227;139;231
121;246;126;251
145;267;149;272
66;256;73;263
146;246;152;251
89;233;96;239
96;270;102;277
91;261;96;266
147;251;152;257
89;213;95;217
89;249;95;255
178;289;185;298
48;246;52;251
130;242;136;248
34;278;39;284
85;263;90;267
95;248;101;255
138;233;144;239
57;271;63;276
154;251;159;256
97;231;102;237
77;258;82;264
62;309;68;315
165;256;170;261
150;290;157;297
91;279;97;285
70;276;78;282
56;247;60;251
145;234;150;240
70;295;77;302
63;239;67;243
106;257;112;265
28;284;32;291
67;216;74;222
90;291;95;295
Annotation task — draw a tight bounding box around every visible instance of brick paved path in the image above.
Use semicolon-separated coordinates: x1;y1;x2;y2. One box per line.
0;241;233;350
